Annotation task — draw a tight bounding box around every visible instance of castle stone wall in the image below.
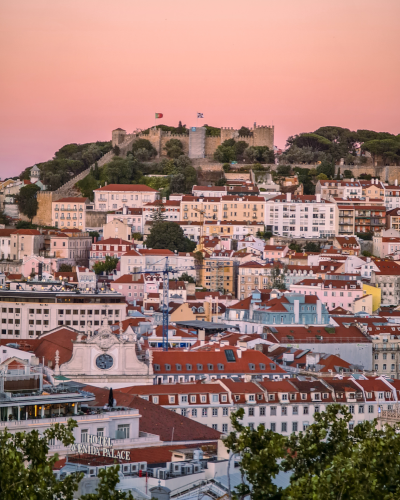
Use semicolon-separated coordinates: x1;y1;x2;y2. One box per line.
205;136;221;157
33;192;63;226
160;132;190;156
86;210;107;229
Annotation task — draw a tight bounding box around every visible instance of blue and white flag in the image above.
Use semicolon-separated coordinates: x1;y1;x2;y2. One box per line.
197;112;204;118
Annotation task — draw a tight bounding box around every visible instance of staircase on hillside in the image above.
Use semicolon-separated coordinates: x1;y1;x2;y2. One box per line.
54;134;137;197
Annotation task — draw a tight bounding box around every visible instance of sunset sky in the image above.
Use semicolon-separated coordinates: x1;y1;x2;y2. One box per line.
0;0;399;177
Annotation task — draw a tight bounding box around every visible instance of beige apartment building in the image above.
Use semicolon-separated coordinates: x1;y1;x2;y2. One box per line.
316;180;362;200
103;219;133;241
10;230;44;261
52;197;89;231
204;221;264;239
181;195;265;224
93;184;159;211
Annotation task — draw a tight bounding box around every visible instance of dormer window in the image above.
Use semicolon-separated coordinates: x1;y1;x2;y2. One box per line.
269;394;275;401
176;364;182;371
190;395;196;403
152;396;159;404
301;394;307;400
282;394;288;400
249;363;256;370
249;394;255;401
169;396;175;403
201;395;207;403
165;364;171;371
186;364;192;371
235;395;240;401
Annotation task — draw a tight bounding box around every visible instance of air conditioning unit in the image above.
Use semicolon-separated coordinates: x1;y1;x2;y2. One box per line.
182;465;193;475
158;469;169;480
122;464;131;475
193;464;201;474
171;463;182;475
88;468;97;477
131;464;138;473
139;462;147;471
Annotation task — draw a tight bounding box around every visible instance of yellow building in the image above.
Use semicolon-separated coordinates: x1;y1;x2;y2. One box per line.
198;251;235;295
204;221;264;239
52;197;89;231
181;195;265;224
363;283;381;312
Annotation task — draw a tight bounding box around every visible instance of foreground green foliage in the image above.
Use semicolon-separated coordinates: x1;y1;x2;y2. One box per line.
224;405;400;500
0;420;133;500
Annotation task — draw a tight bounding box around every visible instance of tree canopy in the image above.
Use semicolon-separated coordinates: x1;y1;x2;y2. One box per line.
224;404;400;500
16;183;41;221
92;256;119;275
214;139;249;163
164;139;184;159
146;221;196;252
0;420;133;500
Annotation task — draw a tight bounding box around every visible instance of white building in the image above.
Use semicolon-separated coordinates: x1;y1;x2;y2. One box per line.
94;185;159;211
0;286;127;339
265;193;337;238
106;207;143;234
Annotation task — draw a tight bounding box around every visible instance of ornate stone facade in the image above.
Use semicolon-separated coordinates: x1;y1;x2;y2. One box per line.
60;325;154;387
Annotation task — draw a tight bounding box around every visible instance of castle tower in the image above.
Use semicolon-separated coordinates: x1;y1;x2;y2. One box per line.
112;128;127;147
220;127;239;143
189;127;206;159
253;125;274;150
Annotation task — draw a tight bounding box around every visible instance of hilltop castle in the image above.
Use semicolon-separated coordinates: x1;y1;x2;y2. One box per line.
112;123;274;159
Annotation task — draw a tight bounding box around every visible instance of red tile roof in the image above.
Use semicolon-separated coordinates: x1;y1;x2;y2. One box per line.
55;197;88;203
79;385;221;442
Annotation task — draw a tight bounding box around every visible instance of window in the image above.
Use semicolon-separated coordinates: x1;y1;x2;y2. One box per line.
212;424;218;430
81;429;88;443
292;422;298;432
181;395;188;403
259;407;266;416
367;405;373;414
152;396;159;404
117;425;130;439
281;422;287;433
303;422;309;431
248;407;254;416
303;406;309;415
222;424;228;433
281;406;287;416
223;407;229;416
169;396;175;403
97;428;104;438
192;409;197;417
349;405;355;414
292;406;298;415
225;349;236;362
359;405;364;414
270;406;277;416
270;423;276;432
212;408;218;417
202;408;208;417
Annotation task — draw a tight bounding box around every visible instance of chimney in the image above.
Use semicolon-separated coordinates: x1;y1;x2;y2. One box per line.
316;194;321;203
351;178;354;182
123;206;127;215
286;192;291;202
317;300;322;323
198;329;205;346
396;179;398;187
294;300;300;323
237;349;242;358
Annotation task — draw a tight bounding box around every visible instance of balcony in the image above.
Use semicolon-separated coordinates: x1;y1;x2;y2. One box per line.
213;208;218;212
55;208;59;211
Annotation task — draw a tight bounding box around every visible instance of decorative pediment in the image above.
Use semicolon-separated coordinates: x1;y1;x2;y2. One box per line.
88;326;120;351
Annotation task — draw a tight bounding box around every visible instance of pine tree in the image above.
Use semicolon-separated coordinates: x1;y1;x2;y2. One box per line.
150;202;167;222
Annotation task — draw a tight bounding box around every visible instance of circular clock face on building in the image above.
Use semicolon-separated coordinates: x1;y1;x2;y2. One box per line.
96;354;114;370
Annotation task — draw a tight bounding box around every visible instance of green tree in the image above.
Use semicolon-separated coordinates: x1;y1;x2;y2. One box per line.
15;184;41;221
131;138;157;158
0;419;81;500
177;272;196;283
0;209;10;225
0;420;133;500
150;202;168;222
112;145;120;156
146;221;196;252
93;256;119;275
164;139;184;159
245;146;275;163
343;169;353;178
317;173;328;180
225;405;400;500
289;242;302;252
58;264;73;272
89;231;100;242
316;161;335;179
276;165;291;176
215;177;227;186
304;241;320;252
214;145;237;163
238;126;252;137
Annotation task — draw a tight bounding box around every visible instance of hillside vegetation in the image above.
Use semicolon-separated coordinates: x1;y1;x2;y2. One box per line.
20;141;112;191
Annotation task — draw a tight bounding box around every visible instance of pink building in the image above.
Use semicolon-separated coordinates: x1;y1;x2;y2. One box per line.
89;238;136;269
263;244;289;261
112;274;145;301
290;278;363;312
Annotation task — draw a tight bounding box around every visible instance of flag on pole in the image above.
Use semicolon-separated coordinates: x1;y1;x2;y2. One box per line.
197;112;204;118
155;113;163;119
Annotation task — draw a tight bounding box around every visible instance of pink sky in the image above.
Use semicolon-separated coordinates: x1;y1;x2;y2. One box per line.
0;0;399;177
